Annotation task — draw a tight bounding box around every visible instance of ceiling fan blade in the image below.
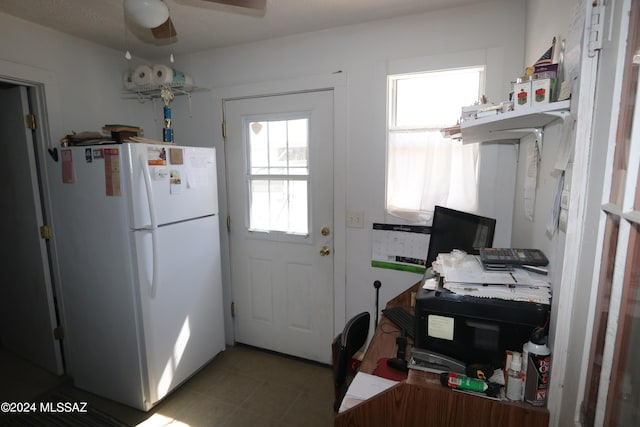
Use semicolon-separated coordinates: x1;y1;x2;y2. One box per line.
151;16;177;39
201;0;266;10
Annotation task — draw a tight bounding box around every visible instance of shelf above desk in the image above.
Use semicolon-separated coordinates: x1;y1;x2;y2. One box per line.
459;100;571;144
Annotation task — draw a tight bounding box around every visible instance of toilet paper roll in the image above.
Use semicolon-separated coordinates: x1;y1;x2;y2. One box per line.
152;64;175;85
122;70;136;90
132;65;153;87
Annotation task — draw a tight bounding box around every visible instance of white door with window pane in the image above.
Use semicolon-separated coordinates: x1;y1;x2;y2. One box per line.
225;90;334;363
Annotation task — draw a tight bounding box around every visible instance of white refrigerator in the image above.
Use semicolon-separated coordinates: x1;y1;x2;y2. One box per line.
50;143;225;411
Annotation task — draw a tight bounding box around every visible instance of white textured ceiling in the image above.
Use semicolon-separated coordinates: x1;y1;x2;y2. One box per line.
0;0;484;60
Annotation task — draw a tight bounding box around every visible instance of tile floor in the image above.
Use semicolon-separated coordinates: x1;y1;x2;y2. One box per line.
0;344;336;426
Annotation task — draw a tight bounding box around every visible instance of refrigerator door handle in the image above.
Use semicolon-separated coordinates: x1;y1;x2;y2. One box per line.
141;158;159;298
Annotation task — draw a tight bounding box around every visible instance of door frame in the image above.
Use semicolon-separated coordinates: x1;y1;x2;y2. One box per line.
212;73;347;346
0;60;66;374
547;1;638;425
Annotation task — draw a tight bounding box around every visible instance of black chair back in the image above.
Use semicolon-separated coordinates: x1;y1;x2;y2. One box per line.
333;311;370;411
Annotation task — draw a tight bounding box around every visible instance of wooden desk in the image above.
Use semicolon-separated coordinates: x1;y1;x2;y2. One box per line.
334;282;549;427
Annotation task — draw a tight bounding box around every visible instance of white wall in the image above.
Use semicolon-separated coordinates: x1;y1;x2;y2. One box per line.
517;0;578;251
173;0;527;342
0;13;156;143
522;0;587;425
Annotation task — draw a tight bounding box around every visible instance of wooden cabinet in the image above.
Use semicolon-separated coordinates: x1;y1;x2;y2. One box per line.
334;282;550;427
334;379;549;427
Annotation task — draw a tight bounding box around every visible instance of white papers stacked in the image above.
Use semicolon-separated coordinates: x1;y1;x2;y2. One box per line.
431;254;551;304
443;282;551;304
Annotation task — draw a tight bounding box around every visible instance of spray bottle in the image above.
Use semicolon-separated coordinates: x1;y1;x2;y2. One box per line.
505;352;524;400
521;327;551;406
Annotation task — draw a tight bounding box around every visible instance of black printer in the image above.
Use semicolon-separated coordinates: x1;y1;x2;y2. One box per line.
413;283;550;370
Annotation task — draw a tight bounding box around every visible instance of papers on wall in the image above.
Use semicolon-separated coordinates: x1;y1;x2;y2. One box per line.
564;1;585;86
524;141;539;221
371;223;431;274
434;254;551;304
547;173;565;236
554;116;574;171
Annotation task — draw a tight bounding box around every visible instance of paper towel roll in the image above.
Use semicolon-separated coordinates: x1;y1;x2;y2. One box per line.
122;70;136;90
152;64;175;85
132;65;153;87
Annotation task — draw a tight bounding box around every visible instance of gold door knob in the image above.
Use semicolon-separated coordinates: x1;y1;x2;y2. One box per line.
320;246;331;256
321;227;331;236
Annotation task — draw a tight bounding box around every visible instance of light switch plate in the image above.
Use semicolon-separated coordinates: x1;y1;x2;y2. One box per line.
346;210;364;228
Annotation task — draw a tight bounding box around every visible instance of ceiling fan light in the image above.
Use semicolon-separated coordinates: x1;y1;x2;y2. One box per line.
124;0;170;29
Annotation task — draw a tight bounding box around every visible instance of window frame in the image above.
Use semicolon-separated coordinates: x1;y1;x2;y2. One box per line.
242;112;313;241
387;66;486;131
385;65;485;222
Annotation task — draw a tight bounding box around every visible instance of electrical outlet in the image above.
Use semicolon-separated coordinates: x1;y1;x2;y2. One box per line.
346;210;364;228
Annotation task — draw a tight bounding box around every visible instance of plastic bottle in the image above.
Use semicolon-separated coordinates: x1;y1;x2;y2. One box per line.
522;327;551;406
506;352;523;401
440;372;501;397
446;372;487;392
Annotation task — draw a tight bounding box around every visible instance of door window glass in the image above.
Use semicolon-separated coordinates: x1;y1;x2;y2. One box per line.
247;118;309;235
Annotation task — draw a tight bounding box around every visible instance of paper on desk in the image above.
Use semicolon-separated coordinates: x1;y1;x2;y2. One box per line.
422;277;439;290
439;255;535;286
443;282;551;304
338;372;399;413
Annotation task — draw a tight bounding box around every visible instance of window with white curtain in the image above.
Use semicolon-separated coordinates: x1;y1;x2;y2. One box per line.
386;67;484;223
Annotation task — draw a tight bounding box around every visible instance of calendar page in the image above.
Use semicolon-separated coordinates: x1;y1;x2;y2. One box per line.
371;223;431;273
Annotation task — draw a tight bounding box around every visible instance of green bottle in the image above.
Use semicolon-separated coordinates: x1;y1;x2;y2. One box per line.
445;372;488;393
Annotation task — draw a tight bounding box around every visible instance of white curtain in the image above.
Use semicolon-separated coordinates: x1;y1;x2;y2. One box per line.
386;129;479;223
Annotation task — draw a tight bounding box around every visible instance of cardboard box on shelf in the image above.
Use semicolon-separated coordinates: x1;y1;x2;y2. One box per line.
514;80;532;110
532;79;551;105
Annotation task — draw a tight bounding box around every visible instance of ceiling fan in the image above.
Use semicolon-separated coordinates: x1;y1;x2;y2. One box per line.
124;0;266;40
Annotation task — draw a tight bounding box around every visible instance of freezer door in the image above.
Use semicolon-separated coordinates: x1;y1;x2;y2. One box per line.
133;215;225;408
123;144;219;229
